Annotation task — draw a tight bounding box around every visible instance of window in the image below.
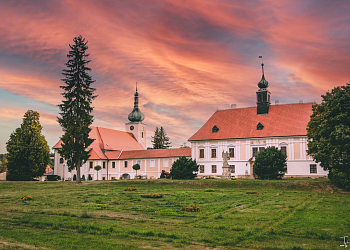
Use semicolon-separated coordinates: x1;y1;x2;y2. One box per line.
310;164;317;173
229;148;234;158
212;126;219;133
252;147;265;157
137;160;141;166
112;162;116;168
229;165;235;173
211;165;217;173
124;161;128;168
89;162;93;169
103;162;106;169
142;132;144;138
257;93;262;103
199;149;204;158
200;165;204;173
281;146;287;156
59;158;64;164
150;160;155;168
257;122;264;130
211;148;216;158
164;159;169;168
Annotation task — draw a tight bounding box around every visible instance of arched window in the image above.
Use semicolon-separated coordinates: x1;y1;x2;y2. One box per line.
59;158;64;164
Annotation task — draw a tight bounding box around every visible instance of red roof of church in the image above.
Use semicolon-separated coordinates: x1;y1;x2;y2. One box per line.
188;103;315;141
105;148;191;160
52;126;144;160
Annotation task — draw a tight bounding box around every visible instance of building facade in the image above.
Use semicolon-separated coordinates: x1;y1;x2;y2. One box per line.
53;86;190;180
188;63;328;178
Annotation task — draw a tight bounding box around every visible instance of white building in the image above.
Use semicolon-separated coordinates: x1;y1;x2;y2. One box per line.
53;86;190;180
188;64;328;178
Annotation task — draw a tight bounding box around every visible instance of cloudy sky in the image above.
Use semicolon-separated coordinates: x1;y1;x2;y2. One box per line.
0;0;349;153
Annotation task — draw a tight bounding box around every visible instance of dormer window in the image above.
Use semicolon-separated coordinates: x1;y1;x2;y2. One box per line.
212;125;219;133
257;122;264;130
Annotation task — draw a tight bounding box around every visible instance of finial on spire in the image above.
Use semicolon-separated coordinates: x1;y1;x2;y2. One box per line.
258;56;268;89
136;81;137;92
259;56;264;76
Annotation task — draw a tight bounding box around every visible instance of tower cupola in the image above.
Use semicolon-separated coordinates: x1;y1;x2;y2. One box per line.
128;83;145;122
256;57;271;115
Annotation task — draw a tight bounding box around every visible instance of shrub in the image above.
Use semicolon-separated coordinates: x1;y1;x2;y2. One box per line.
88;174;92;181
170;156;199;180
82;174;86;181
6;174;32;181
73;174;76;181
47;175;61;181
253;146;287;179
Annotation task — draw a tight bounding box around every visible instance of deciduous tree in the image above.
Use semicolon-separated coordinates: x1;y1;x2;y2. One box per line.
94;165;101;180
253;146;287;180
307;84;350;190
132;163;140;177
58;35;96;184
170;156;198;179
151;126;171;149
6;110;50;178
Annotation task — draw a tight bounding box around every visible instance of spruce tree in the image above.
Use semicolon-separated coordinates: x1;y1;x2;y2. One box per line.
151;126;171;149
6;110;50;178
58;35;96;184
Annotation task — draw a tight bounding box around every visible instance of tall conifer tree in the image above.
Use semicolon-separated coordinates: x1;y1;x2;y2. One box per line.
58;35;96;184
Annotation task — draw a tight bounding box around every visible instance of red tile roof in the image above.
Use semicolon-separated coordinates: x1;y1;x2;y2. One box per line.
52;126;144;160
188;103;315;141
105;148;191;160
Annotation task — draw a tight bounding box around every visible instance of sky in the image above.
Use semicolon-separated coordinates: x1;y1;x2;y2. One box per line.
0;0;349;154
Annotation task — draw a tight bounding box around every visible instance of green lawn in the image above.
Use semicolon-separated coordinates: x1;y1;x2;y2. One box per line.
0;178;349;249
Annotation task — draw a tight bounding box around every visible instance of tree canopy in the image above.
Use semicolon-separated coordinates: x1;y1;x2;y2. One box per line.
253;146;287;180
58;35;97;184
6;110;50;178
151;126;171;149
170;156;199;179
307;84;350;190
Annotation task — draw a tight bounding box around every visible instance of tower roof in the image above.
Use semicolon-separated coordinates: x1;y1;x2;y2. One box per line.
258;62;269;89
128;83;145;122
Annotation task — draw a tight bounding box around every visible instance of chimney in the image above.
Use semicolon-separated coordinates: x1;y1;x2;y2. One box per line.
275;100;279;105
231;104;237;109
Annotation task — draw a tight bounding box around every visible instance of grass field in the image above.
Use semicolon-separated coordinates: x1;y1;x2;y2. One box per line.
0;178;349;249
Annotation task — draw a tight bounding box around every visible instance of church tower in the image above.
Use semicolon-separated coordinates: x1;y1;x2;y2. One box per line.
125;83;147;149
256;60;271;115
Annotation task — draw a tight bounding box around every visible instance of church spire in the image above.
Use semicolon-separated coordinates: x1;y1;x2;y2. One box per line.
128;82;145;122
256;56;271;115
